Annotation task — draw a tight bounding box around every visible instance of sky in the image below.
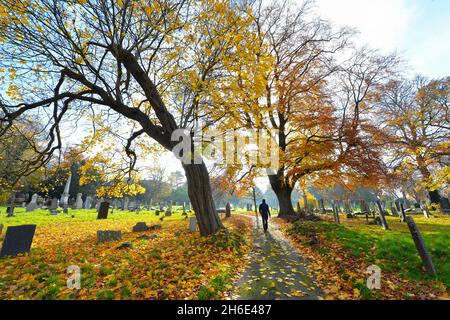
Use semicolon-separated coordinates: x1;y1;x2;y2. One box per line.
314;0;450;77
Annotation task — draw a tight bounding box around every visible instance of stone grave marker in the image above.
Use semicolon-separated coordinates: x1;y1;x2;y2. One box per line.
123;197;129;211
132;222;150;232
406;216;436;276
376;201;389;230
226;202;231;218
50;198;59;210
75;193;83;209
97;230;122;243
26;194;38;212
189;217;197;233
60;175;71;208
97;202;109;220
6;206;15;217
0;225;36;257
84;196;92;210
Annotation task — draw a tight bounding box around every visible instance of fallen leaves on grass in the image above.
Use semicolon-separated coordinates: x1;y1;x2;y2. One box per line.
0;215;252;300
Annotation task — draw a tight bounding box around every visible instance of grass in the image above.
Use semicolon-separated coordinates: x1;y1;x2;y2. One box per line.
0;206;192;228
288;214;450;289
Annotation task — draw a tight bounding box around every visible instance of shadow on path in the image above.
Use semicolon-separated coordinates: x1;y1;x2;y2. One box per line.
234;216;323;300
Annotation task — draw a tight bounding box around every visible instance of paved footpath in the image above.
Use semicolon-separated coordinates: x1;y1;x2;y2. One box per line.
234;216;323;300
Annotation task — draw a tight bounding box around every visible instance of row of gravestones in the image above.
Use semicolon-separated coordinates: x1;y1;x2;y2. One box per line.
0;215;200;258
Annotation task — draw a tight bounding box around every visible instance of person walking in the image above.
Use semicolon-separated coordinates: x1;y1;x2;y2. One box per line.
259;199;271;232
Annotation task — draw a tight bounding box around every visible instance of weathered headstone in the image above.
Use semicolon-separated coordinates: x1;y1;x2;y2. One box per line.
376;201;389;230
50;198;59;210
6;206;15;217
96;230;122;243
406;216;437;276
333;203;340;224
60;175;72;208
399;203;407;223
226;202;231;218
75;193;83;209
84;196;92;210
97;202;109;219
0;225;36;257
132;222;150;232
189;217;197;233
123;197;129;211
26;194;38;212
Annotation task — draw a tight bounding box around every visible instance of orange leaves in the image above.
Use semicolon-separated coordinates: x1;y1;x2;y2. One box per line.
0;213;252;300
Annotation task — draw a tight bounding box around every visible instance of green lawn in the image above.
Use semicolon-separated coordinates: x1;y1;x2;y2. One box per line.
288;214;450;289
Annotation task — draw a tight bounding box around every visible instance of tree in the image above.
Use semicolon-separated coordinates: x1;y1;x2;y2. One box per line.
214;0;396;217
377;76;450;204
0;0;263;235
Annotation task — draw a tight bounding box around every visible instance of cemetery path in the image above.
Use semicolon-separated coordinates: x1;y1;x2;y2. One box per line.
233;216;323;300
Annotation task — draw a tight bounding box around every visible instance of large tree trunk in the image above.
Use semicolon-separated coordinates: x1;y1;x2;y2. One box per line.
183;163;223;236
268;174;295;217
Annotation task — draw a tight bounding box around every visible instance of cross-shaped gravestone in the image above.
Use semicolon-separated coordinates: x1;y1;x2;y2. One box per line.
97;202;109;219
0;225;36;257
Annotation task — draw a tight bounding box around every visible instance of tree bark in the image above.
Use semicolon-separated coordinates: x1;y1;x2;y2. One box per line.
268;174;295;217
183;163;223;236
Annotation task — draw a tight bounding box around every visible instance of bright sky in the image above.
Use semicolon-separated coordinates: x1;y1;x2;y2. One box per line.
314;0;450;77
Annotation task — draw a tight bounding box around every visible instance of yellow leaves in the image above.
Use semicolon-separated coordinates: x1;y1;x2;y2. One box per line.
6;83;21;100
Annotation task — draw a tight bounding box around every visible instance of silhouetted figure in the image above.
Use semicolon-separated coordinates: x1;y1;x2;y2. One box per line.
259;199;271;232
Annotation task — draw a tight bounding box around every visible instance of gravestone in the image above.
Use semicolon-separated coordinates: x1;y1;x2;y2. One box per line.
75;193;83;209
97;202;109;219
440;197;450;214
132;222;150;232
123;197;129;211
60;175;72;208
406;216;436;276
84;196;92;210
226;202;231;218
376;201;389;230
399;203;407;223
182;202;187;216
50;198;59;210
0;225;36;257
26;194;38;212
189;217;197;233
97;230;122;243
6;206;15;217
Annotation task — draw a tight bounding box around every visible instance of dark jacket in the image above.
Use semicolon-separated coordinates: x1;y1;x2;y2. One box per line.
259;203;271;218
